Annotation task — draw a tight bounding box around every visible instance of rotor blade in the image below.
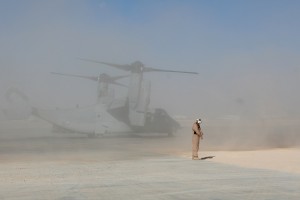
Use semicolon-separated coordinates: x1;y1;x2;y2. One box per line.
79;58;198;74
144;67;198;74
78;58;132;71
100;74;127;87
51;72;98;81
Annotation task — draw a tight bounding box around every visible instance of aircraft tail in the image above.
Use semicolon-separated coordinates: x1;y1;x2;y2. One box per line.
3;87;33;119
5;87;30;103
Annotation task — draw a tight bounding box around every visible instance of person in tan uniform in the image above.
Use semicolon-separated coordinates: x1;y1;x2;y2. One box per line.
192;118;203;160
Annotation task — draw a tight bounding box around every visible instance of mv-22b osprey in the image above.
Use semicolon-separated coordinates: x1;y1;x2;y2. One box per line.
33;59;198;137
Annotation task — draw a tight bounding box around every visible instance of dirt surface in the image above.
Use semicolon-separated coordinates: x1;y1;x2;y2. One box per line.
1;119;300;199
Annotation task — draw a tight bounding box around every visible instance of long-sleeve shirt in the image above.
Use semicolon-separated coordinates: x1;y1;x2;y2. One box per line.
192;122;203;139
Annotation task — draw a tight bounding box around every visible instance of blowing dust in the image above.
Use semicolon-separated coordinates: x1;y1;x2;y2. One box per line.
0;0;300;164
0;117;299;165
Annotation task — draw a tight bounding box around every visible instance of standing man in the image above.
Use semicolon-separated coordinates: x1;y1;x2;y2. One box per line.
192;118;203;160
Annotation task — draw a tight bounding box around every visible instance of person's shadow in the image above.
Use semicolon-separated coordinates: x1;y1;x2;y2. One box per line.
200;156;215;160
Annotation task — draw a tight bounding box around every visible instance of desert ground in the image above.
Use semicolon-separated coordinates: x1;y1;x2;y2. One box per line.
0;118;299;199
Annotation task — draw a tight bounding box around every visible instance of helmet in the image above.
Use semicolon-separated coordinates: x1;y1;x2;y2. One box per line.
196;118;202;124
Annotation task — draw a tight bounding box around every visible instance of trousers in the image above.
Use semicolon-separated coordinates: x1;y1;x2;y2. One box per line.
192;133;200;158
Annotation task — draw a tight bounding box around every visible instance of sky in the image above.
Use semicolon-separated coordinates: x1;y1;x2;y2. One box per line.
0;0;300;119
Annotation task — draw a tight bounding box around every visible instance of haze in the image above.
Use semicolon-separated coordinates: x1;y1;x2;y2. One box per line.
0;0;300;149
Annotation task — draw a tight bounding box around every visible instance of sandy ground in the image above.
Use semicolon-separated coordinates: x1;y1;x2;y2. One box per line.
211;148;300;174
0;119;300;199
179;148;300;174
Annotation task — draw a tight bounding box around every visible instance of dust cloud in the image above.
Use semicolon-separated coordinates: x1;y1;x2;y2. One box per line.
0;0;300;164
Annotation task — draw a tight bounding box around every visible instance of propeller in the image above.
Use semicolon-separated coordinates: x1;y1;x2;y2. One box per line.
78;58;199;75
50;72;128;87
